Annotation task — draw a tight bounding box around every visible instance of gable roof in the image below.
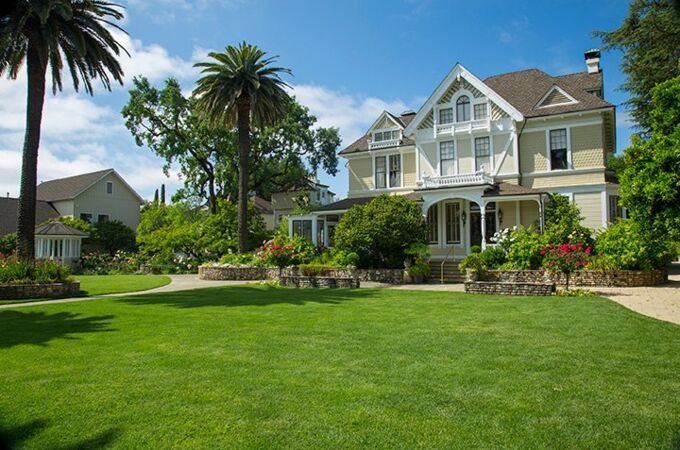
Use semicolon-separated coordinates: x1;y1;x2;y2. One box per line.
36;169;144;203
0;197;60;236
484;69;611;118
35;221;89;237
252;196;273;215
404;63;524;135
338;112;416;156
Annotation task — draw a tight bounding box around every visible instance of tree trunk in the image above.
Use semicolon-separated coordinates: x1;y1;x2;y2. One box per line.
207;173;217;214
16;39;48;261
236;97;251;253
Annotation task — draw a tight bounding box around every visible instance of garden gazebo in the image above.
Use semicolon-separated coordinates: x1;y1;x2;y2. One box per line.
34;222;88;266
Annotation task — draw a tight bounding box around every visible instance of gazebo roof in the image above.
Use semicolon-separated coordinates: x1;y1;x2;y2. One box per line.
35;221;88;237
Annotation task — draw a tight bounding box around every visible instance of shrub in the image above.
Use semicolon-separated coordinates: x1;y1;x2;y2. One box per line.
479;247;506;269
0;255;71;285
334;195;427;269
94;220;136;254
504;226;545;270
0;233;16;255
594;219;677;269
218;252;261;267
257;235;315;268
543;193;594;247
312;248;359;268
407;262;430;279
541;243;592;290
298;263;335;277
469;245;482;254
458;253;486;275
491;228;515;253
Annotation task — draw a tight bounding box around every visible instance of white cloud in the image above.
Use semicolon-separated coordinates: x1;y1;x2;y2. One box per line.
124;0;248;23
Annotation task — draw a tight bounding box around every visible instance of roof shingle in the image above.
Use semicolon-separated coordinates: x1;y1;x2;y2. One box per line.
0;197;60;236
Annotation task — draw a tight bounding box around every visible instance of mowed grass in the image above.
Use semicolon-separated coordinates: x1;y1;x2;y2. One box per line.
0;275;171;305
0;286;679;449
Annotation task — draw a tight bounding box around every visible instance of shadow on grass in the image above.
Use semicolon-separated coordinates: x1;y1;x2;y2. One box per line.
117;285;380;309
0;311;115;349
0;418;119;450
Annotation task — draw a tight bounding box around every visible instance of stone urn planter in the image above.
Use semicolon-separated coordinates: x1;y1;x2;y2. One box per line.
465;269;479;282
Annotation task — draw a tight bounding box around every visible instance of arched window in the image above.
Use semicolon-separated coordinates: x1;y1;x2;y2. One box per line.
456;95;470;122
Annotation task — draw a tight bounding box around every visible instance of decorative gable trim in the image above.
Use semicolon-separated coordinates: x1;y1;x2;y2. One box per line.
404;63;524;135
368;110;403;134
535;85;578;109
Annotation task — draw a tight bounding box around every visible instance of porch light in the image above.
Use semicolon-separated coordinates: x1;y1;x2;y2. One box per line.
498;208;503;224
461;211;467;226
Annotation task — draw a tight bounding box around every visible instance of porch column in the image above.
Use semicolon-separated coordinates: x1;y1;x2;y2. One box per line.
288;218;294;239
480;202;487;250
311;218;318;246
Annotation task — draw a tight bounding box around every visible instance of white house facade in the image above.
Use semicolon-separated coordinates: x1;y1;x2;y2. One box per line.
290;50;622;260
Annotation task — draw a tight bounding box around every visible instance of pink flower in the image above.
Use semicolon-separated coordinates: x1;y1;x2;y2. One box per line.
585;247;592;254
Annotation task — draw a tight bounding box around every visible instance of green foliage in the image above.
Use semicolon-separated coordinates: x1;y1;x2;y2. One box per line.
619;75;680;242
458;253;486;275
311;248;360;268
0;233;17;256
334;195;427;269
504;226;545;270
594;219;677;270
218;252;261;267
298;263;336;277
94;220;136;254
45;216;94;234
0;255;70;285
273;216;289;240
543;193;593;247
478;247;507;269
407;262;431;279
594;0;680;132
256;235;316;268
470;245;482;254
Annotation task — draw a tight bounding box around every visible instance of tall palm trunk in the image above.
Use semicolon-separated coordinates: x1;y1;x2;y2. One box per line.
16;37;48;261
236;96;251;253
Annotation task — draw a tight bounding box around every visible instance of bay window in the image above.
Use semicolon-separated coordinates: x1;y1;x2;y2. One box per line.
375;154;401;189
375;156;386;189
389;154;401;187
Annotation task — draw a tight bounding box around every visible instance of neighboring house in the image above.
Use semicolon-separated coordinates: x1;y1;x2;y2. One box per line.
36;169;144;231
290;50;624;259
0;196;60;236
271;179;336;227
252;196;275;230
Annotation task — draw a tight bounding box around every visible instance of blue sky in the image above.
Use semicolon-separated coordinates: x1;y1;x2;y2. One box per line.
0;0;633;200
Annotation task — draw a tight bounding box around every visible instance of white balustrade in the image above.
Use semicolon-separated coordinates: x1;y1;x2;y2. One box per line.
421;171;494;189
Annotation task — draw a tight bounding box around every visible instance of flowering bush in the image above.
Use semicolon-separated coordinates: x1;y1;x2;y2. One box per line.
491;227;516;253
541;243;592;290
77;251;200;275
504;226;545;270
257;236;315;268
0;254;71;285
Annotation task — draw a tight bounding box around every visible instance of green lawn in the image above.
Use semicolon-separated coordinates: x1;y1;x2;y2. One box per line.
0;275;171;305
0;287;679;449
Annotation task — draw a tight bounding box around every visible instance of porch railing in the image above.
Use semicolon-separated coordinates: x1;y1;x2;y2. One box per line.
421;171;494;189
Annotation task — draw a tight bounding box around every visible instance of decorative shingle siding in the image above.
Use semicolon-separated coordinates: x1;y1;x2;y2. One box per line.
571;124;604;168
375;115;395;129
437;78;484;104
402;151;417;187
519;131;548;173
490;101;509;120
525;172;605;189
418;111;433;130
538;88;572;107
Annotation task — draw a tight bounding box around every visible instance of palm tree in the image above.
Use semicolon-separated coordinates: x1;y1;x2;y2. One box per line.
193;42;291;253
0;1;127;260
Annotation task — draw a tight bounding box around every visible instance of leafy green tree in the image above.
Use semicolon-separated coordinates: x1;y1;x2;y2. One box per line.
619;74;680;241
0;1;127;260
334;195;427;269
595;219;677;269
543;193;593;246
94;220;136;254
594;0;680;132
193;42;292;253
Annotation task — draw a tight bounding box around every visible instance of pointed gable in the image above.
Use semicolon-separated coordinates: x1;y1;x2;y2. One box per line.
438;78;484;104
536;85;577;108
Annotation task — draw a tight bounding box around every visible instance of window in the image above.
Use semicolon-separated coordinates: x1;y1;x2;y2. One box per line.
374;130;399;142
474;103;488;120
445;203;461;244
389;155;401;188
80;213;92;223
609;195;624;223
456;95;470;122
474;137;491;172
375;156;386;189
106;181;113;194
439;107;453;124
97;214;110;223
440;141;456;176
292;219;313;241
549;128;569;170
317;220;325;246
427;206;438;244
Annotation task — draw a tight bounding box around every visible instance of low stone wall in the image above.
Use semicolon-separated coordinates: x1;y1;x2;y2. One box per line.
280;276;360;289
465;281;555;296
199;265;403;284
0;281;80;300
485;269;668;287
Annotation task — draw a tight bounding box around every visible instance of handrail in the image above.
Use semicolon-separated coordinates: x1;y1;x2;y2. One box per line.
440;245;455;284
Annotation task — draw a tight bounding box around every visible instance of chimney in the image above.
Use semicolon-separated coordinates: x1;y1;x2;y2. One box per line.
584;48;601;74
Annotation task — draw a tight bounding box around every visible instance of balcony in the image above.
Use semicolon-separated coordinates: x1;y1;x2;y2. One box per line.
435;118;491;137
368;138;401;150
420;171;494;189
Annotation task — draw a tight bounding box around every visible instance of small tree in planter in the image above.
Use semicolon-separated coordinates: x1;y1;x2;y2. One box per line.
541;243;592;291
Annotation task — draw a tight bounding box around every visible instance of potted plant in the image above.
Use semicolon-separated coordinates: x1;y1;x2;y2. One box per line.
406;262;431;283
458;253;485;282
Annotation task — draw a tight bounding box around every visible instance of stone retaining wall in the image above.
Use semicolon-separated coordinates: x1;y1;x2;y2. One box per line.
280;276;360;289
465;281;555;296
0;281;80;300
198;265;403;284
485;269;667;287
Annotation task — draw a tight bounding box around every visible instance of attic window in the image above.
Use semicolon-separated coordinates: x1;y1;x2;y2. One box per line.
536;86;577;108
106;181;113;194
374;130;400;142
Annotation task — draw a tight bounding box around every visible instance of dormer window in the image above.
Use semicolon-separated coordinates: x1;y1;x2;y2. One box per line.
439;107;453;124
373;130;400;142
473;103;488;120
456;95;470;122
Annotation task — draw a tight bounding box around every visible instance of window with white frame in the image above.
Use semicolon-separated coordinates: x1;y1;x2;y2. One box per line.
97;214;109;223
473;103;488;120
106;181;113;194
445;203;461;244
292;219;313;241
456;95;470;122
427;206;438;244
439;107;453;124
609;195;624;223
440;140;456;176
388;154;401;188
375;156;386;189
474;137;491;172
549;128;569;170
373;130;400;142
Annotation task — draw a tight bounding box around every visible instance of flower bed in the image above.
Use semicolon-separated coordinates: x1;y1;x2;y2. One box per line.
0;281;80;300
485;269;667;287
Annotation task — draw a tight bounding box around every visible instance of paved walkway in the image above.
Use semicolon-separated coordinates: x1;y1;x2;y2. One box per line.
2;272;679;326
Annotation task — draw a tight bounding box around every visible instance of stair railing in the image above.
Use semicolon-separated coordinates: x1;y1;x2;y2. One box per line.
440;245;456;284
